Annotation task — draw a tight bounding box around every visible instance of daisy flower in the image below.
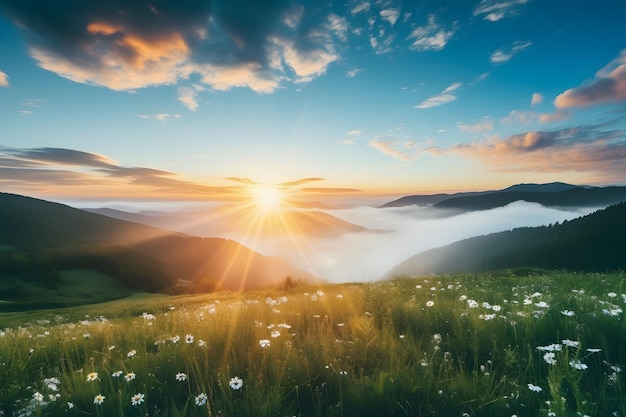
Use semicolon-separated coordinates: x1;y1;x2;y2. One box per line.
127;349;137;357
86;372;99;382
185;334;194;344
543;352;557;365
527;383;542;393
33;391;44;402
175;372;187;381
426;300;435;307
569;360;588;370
562;339;579;348
561;310;575;316
259;339;271;348
125;372;136;381
229;376;243;390
93;394;105;405
112;371;123;378
131;393;145;406
195;393;208;406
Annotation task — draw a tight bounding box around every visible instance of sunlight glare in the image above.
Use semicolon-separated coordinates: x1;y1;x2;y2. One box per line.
252;186;284;212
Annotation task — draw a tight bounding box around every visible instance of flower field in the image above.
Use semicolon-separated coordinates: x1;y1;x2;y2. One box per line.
1;271;625;416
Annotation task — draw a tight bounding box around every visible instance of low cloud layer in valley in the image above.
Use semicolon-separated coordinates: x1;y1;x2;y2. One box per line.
82;201;600;283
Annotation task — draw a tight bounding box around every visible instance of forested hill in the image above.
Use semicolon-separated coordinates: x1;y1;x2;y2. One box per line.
0;193;313;301
389;202;626;276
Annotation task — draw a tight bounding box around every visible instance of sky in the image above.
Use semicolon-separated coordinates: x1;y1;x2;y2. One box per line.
1;0;626;204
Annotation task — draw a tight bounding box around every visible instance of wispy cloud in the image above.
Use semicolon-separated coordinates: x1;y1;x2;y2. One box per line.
474;0;529;22
177;85;204;111
538;110;570;123
407;15;455;52
138;113;182;121
346;68;363;78
500;110;537;125
380;9;400;26
415;82;462;109
555;50;626;108
457;119;494;132
351;2;371;15
2;1;349;93
531;92;543;106
369;140;414;161
0;146;361;202
0;70;8;87
490;40;531;63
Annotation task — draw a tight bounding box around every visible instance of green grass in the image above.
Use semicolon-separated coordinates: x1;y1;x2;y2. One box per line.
1;271;625;416
0;269;133;312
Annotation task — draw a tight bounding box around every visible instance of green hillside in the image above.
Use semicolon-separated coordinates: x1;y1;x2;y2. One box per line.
0;193;313;311
390;202;626;276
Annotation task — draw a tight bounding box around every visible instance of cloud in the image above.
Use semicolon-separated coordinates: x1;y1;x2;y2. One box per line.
0;70;8;87
474;0;529;22
177;86;200;111
500;109;537;125
555;50;626;108
415;82;462;109
538;110;570;123
531;92;543;106
2;0;348;93
458;119;494;132
380;9;400;26
138;113;182;121
351;2;371;15
407;15;455;52
490;40;531;63
346;68;363;78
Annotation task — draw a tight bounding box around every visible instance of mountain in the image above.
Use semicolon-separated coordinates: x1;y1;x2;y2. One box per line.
380;182;626;213
86;204;367;240
0;193;314;310
388;202;626;277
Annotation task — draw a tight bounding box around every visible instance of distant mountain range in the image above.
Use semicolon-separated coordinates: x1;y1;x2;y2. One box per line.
388;202;626;277
0;193;315;310
86;203;367;240
380;182;626;211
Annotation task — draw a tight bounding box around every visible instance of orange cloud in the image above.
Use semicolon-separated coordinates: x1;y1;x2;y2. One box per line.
555;50;626;108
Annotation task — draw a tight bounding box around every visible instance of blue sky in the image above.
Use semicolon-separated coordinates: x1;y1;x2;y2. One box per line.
1;0;626;203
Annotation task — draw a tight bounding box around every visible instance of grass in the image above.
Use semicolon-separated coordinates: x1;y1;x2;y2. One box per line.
0;269;133;312
0;270;625;416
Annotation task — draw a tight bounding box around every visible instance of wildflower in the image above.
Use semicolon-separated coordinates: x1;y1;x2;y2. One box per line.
432;333;442;344
537;344;562;352
185;334;194;344
67;402;74;409
587;348;602;353
93;394;105;405
125;372;136;381
171;335;180;344
535;301;549;308
561;309;575;316
83;333;90;338
426;300;435;307
198;339;207;347
86;372;99;382
271;330;281;338
543;352;557;365
416;285;422;289
569;360;588;370
108;345;115;351
523;298;533;305
131;393;145;406
33;392;44;402
195;393;208;406
459;295;467;301
229;376;244;390
277;323;291;329
112;371;123;377
467;299;479;308
127;349;137;357
399;334;405;339
527;383;542;392
259;339;271;348
608;292;617;298
44;377;60;391
175;372;187;381
562;339;579;348
491;305;502;312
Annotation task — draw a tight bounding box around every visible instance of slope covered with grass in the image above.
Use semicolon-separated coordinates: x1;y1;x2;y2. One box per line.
1;271;624;416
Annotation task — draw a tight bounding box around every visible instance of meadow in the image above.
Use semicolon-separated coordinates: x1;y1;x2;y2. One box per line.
1;271;624;417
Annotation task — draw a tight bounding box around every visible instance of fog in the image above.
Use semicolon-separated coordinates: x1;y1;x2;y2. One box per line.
77;199;600;283
234;202;598;282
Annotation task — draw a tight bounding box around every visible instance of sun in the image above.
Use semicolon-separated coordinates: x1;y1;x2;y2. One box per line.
251;185;284;212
